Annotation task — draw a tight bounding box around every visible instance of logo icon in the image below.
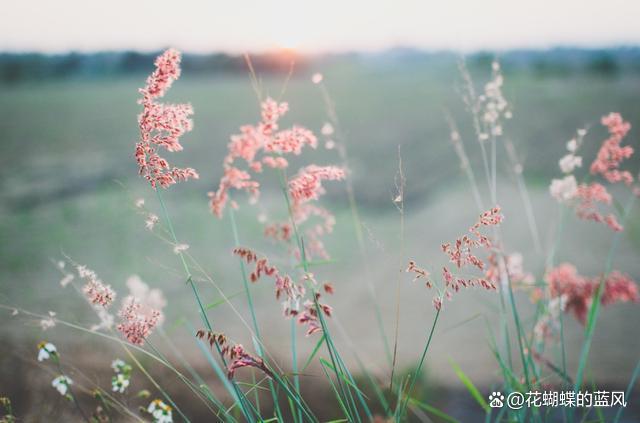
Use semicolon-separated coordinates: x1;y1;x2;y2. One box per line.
489;392;505;408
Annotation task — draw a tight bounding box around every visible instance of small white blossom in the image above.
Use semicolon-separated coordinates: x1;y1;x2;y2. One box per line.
549;175;578;203
111;359;126;372
40;311;57;331
148;399;173;423
37;342;57;361
52;375;72;396
135;198;145;208
60;273;74;287
566;138;578;153
311;73;323;84
559;154;582;174
112;373;130;393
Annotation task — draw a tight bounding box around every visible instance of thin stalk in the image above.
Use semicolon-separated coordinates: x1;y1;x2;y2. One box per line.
229;206;285;422
154;189;256;422
574;195;636;392
396;308;441;421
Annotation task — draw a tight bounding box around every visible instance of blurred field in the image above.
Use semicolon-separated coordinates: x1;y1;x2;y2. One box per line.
1;55;640;419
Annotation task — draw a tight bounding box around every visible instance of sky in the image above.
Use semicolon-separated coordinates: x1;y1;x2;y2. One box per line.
2;0;640;53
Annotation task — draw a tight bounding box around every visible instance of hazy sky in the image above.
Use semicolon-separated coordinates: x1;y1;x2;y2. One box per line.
3;0;640;53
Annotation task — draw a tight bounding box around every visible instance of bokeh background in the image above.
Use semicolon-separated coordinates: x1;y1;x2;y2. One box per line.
2;1;640;421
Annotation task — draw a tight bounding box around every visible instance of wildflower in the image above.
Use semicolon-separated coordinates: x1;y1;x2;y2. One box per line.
575;183;622;231
135;198;145;208
549;175;578;202
288;165;345;202
485;252;534;287
325;140;336;150
209;97;318;218
125;275;167;325
51;376;72;396
172;243;189;255
112;373;130;394
145;213;159;230
116;297;160;345
227;344;274;379
414;207;502;310
111;359;127;373
323;282;334;294
591;113;634;185
77;265;115;307
406;261;431;288
37;342;57;361
147;399;173;423
136;49;198;189
559;154;582;174
312;73;323;84
546;263;639;324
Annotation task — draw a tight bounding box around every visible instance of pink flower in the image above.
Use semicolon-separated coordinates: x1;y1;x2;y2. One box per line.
136;49;199;189
575;183;622;231
288;165;345;203
116;297;160;345
77;265;115;307
209;97;319;217
591;113;634;185
546;263;638;324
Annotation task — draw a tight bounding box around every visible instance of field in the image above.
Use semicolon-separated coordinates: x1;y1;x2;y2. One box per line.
1;55;640;420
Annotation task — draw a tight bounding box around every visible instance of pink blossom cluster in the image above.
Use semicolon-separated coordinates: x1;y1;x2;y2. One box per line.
233;248;333;335
116;297;161;345
195;330;272;380
288;165;346;203
135;49;199;189
591;113;634;185
208;98;318;218
551;113;635;232
546;263;638;324
77;265;115;307
409;207;502;310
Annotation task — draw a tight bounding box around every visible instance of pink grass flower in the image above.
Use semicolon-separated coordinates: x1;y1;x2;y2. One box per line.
209;97;319;217
546;263;638;324
288;165;345;203
116;297;160;346
136;49;199;189
591;113;634;185
77;265;116;307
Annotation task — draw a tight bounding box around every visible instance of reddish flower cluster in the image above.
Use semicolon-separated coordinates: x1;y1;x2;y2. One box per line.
77;265;115;307
574;183;623;231
546;263;638;324
485;252;534;287
406;260;431;288
135;49;199;189
288;165;345;203
555;113;635;231
410;207;502;310
233;248;333;335
591;113;634;185
195;330;272;380
116;297;161;345
209;98;318;218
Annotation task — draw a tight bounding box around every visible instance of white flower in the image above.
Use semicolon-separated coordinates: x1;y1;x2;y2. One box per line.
111;359;126;372
52;375;72;396
566;138;578;153
324;140;336;150
148;400;173;423
135;198;145;208
112;373;130;393
321;122;334;136
549;175;578;203
37;342;57;361
559;154;582;174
